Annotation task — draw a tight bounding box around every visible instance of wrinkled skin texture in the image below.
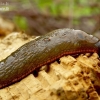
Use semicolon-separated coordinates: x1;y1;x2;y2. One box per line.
0;28;100;89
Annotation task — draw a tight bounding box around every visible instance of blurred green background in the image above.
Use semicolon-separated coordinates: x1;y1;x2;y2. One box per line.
0;0;100;37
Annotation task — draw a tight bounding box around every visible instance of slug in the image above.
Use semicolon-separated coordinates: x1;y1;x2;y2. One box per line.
0;28;100;89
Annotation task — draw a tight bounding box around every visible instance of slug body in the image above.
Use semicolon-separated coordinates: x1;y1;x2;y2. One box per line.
0;29;100;89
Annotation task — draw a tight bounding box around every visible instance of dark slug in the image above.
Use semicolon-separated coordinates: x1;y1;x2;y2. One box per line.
0;28;100;89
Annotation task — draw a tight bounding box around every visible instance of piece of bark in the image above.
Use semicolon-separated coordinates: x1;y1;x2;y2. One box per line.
0;32;100;100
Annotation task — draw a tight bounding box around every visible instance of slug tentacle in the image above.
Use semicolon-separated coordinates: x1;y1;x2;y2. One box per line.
0;28;100;89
